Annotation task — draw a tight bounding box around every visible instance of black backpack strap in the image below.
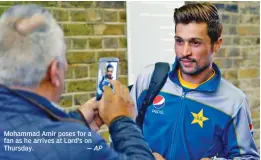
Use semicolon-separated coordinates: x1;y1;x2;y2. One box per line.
135;62;170;130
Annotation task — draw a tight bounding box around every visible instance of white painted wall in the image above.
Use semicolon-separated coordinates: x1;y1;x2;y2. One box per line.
126;1;185;85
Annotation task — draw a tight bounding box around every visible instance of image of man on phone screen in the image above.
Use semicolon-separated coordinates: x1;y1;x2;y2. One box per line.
97;63;114;100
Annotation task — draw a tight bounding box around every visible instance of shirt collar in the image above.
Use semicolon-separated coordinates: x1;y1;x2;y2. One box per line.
169;57;222;92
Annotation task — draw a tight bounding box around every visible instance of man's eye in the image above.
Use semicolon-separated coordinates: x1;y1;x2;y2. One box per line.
175;39;183;44
193;41;201;45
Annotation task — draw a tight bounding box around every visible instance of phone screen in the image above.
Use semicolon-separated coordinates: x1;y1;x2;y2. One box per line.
96;60;119;100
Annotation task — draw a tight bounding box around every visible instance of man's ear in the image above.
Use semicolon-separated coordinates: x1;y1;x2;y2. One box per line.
49;60;60;87
214;37;223;52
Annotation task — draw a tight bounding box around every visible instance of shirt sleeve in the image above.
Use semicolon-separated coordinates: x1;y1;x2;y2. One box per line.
222;97;259;159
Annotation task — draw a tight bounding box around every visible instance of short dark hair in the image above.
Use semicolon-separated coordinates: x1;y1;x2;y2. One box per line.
174;3;223;44
106;63;113;70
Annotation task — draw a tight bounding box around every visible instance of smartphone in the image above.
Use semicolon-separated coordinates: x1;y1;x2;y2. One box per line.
96;57;119;101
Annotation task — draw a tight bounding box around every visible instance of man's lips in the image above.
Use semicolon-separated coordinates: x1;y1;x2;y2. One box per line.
180;59;194;66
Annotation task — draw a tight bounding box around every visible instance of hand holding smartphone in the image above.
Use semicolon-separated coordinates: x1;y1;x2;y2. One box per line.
96;57;119;101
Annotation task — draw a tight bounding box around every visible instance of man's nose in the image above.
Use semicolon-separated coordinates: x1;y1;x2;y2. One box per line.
182;43;192;57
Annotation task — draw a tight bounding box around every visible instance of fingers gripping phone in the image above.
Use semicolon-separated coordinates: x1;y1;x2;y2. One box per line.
96;57;119;101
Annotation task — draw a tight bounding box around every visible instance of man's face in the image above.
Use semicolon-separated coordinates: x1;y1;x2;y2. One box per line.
106;67;113;79
175;22;214;75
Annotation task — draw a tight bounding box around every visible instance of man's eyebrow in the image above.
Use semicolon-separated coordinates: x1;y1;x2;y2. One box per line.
174;36;182;39
190;38;204;41
174;36;203;41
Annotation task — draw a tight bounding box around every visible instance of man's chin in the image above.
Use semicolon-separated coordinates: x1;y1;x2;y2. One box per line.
180;67;198;76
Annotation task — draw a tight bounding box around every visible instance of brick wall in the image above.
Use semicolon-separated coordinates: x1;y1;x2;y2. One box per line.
186;1;260;150
215;1;260;150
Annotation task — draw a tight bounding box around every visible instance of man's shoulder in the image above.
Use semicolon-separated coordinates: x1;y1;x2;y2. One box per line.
219;78;246;100
213;78;248;116
135;63;172;84
139;64;156;76
132;64;155;89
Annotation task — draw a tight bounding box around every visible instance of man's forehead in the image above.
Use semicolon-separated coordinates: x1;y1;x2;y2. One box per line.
175;22;208;39
107;67;113;71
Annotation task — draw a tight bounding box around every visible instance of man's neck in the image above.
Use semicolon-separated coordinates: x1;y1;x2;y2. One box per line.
180;67;214;84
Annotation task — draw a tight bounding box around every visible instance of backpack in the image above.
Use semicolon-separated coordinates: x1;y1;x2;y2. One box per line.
128;62;170;130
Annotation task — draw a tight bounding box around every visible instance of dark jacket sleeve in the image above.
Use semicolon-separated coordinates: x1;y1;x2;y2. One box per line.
109;116;155;160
